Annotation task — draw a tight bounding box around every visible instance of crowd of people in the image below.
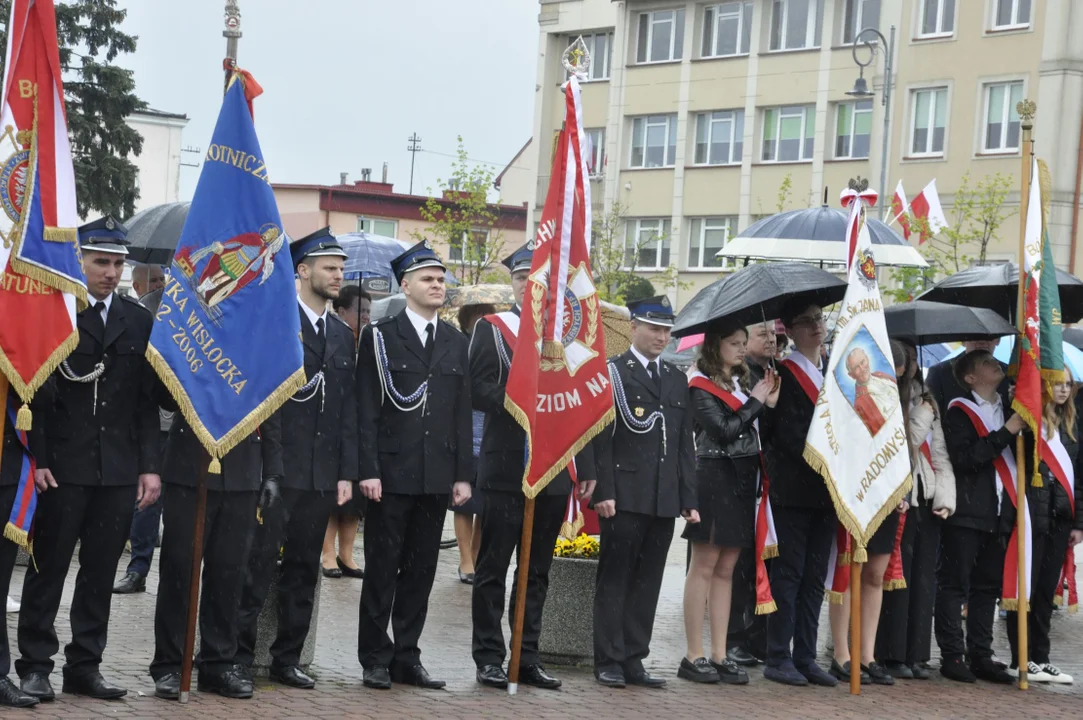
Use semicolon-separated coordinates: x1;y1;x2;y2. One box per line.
0;218;1079;710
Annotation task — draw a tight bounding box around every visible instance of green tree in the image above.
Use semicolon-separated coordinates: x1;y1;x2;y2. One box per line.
0;0;146;219
410;136;504;285
589;200;686;303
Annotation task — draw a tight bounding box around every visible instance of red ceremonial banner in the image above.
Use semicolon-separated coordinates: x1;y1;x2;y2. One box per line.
504;77;614;497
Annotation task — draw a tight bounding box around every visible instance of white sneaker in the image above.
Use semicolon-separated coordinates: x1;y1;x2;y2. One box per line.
1007;662;1052;682
5;595;18;613
1040;663;1073;684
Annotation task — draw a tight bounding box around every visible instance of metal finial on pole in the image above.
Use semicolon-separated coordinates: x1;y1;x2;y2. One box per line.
223;0;242;93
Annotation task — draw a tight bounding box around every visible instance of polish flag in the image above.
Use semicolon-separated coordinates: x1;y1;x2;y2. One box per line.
909;180;948;244
890;180;911;240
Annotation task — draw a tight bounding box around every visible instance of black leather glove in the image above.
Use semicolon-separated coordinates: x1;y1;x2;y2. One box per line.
256;475;282;524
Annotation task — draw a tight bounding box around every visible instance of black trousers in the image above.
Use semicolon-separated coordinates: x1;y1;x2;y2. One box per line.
236;487;336;669
876;505;941;665
0;485;18;677
1006;520;1072;666
593;511;674;671
933;524;1004;661
150;484;259;679
16;483;135;678
765;506;834;669
727;548;768;658
471;491;564;669
358;493;447;670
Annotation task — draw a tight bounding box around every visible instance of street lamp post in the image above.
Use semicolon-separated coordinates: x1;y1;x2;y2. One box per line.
846;25;895;220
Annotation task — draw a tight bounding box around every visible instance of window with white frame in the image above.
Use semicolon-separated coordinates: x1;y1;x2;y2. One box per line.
909;87;948;156
918;0;955;37
834;100;873;159
636;9;686;63
449;229;488;263
992;0;1030;29
841;0;880;44
769;0;823;51
687;217;736;268
356;216;398;238
761;105;815;162
585;128;607;177
702;3;753;58
983;81;1023;152
694;110;744;165
630;115;678;168
625;219;672;269
566;32;613;81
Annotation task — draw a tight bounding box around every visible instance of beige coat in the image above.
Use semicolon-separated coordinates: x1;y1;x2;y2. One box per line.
908;386;956;514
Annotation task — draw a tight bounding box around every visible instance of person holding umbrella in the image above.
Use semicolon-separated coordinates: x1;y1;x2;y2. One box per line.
761;299;839;688
681;322;778;684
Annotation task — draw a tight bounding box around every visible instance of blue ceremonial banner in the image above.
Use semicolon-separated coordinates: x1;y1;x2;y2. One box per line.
146;71;303;466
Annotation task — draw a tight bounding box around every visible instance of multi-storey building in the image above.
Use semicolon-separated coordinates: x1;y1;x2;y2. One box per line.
527;0;1082;307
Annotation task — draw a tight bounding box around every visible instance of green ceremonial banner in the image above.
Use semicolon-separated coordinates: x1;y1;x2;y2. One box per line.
1039;226;1063;381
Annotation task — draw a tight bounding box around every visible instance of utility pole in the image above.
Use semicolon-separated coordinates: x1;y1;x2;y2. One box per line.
407;132;422;194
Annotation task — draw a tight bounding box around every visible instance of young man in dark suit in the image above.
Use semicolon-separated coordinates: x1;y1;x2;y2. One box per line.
592;296;698;688
18;218;161;702
355;241;473;690
925;340;1004;417
469;244;595;691
233;228;357;690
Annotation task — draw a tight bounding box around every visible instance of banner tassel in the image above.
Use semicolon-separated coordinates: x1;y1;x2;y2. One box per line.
15;404;31;431
208;457;221;474
852;544;868;564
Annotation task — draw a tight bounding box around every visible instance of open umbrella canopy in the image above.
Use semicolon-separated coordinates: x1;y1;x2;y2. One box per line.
1064;327;1083;351
671;262;847;338
337;232;409;282
945;336;1083;382
123;201;191;265
717;205;928;268
917;342;956;369
916;262;1083;324
884;300;1018;345
445;284;514;308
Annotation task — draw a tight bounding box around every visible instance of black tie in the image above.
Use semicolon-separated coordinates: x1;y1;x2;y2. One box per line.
88;300;106;337
424;322;435;363
315;317;325;340
647;360;661;393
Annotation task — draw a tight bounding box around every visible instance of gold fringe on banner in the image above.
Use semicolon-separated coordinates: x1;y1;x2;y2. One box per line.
999;598;1028;613
762;544;779;560
558;510;585;541
3;522;27;549
541;340;565;360
883;578;907;592
755;600;778;615
15;403;31;431
42;226;78;243
838;551;852;567
804;442;913;562
827;590;846;605
0;329;80;408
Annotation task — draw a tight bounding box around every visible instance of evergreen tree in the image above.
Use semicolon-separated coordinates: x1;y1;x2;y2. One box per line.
0;0;145;219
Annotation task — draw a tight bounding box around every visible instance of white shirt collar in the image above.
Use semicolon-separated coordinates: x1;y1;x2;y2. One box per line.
629;345;657;370
90;293;113;322
972;390;1002;410
404;305;438;345
297;297;328;332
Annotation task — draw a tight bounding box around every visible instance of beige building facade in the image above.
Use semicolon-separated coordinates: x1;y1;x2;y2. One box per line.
528;0;1082;308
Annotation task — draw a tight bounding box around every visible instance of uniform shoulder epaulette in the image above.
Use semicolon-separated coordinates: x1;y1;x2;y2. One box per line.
119;293;151;314
371;316;391;328
439;318;466;336
328;313;350;328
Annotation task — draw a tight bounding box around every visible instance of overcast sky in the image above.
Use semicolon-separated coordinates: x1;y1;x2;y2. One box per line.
116;0;538;200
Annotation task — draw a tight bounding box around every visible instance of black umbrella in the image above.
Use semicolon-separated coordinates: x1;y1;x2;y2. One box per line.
884;300;1017;345
123;201;191;265
916;262;1083;324
672;262;847;338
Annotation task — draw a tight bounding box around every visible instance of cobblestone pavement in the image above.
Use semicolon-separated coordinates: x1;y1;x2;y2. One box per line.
5;516;1083;719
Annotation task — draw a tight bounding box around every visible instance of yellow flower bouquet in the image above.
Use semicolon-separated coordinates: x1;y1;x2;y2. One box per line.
554;534;600;559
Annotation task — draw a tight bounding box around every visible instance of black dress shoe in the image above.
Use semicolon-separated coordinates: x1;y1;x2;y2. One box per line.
710;657;749;685
270;665;316;689
458;567;475;585
863;662;895;685
520;664;561;689
940;656;976;683
727;646;761;667
154;673;180;701
19;672;53;702
677;657;720;684
391;663;445;689
971;657;1013;684
626;668;666;687
594;666;626;687
476;664;508;688
337;557;364;579
197;667;253;699
112;571;146;594
828;659;868;684
909;663;931;680
884;661;914;680
321;565;343;579
362;665;392;689
62;671;127;700
0;677;38;708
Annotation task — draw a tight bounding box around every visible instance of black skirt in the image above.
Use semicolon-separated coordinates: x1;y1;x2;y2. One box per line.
682;456;759;549
866;509;901;556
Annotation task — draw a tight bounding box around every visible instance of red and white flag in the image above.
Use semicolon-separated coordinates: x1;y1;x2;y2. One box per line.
504;74;614;496
0;0;86;427
890;180;911;239
890;179;947;244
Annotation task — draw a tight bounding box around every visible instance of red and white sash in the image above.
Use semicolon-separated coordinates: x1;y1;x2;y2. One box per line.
949;397;1032;608
883;430;933;591
1041;430;1079;612
688;369;776;613
485;311;520;353
780;352;823;405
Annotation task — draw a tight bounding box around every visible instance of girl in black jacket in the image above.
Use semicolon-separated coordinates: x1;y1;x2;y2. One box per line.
680;325;778;686
1004;374;1083;684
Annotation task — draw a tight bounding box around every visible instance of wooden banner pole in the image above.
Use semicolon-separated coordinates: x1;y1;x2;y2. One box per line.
506;496;536;695
178;454;209;704
849;538;862;696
